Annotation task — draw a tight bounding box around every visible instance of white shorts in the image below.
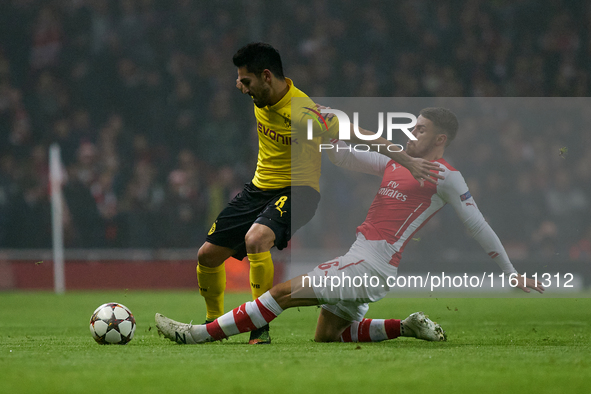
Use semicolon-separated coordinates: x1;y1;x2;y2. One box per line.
303;233;398;322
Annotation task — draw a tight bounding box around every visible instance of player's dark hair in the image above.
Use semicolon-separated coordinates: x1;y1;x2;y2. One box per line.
419;107;458;146
232;42;285;79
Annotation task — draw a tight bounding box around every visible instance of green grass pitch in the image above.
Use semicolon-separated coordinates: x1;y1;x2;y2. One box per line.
1;291;590;394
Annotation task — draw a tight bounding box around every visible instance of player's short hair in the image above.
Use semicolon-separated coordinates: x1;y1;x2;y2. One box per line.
419;107;458;146
232;42;285;79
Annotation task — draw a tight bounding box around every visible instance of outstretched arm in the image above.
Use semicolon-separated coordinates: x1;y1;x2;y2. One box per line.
316;106;443;186
325;139;389;176
439;172;544;294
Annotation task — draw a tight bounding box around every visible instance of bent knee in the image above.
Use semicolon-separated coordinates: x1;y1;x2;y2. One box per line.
245;226;275;253
269;282;292;307
197;244;213;262
314;320;345;342
197;243;230;267
314;330;341;343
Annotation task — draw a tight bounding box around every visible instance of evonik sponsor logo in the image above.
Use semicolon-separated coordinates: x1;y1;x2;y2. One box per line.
258;121;296;145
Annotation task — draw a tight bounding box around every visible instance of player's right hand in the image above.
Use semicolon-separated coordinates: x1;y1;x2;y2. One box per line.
409;157;445;187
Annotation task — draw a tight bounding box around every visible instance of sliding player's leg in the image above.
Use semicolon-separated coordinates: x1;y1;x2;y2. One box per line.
155;275;319;344
315;305;445;343
315;300;401;343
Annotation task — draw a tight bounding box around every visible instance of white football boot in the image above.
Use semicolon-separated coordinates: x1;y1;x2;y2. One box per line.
155;313;208;344
402;311;447;341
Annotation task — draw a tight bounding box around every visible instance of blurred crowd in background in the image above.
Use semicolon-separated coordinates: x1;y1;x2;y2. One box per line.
0;0;590;262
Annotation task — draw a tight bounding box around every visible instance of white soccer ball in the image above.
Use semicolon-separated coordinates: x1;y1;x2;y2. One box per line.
89;303;136;345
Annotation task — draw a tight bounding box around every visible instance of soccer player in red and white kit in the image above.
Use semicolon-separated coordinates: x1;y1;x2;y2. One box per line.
156;107;544;344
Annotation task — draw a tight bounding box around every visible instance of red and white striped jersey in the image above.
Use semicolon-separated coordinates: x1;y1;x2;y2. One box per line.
326;142;517;274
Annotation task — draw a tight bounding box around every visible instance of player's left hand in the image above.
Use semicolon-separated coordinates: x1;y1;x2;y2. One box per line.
515;274;545;294
408;157;445;187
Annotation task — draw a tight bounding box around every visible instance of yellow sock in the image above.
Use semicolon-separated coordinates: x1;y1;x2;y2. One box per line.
248;251;274;299
196;262;226;321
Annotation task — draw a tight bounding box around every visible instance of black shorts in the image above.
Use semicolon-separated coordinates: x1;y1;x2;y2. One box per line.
206;182;320;260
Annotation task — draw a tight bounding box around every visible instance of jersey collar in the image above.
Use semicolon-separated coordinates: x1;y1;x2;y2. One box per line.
269;78;293;111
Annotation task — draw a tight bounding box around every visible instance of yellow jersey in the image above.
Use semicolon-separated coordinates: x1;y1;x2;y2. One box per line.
252;78;338;192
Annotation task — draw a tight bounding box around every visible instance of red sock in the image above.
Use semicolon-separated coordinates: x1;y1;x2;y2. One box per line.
340;319;401;342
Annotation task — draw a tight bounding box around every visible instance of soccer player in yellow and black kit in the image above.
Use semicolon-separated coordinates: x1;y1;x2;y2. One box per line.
196;42;442;344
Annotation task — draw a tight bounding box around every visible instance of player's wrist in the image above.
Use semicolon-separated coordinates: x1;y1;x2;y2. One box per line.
386;149;411;166
502;271;519;279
